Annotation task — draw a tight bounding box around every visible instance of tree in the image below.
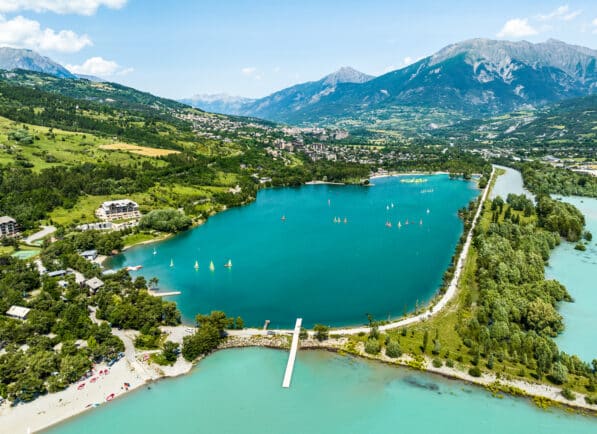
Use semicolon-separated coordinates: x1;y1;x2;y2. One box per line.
235;316;244;330
550;361;568;385
162;341;179;363
195;311;230;334
182;323;221;361
313;324;329;341
422;329;429;353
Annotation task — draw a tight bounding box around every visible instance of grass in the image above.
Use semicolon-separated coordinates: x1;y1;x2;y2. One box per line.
0;116;169;171
122;232;162;248
48;182;233;227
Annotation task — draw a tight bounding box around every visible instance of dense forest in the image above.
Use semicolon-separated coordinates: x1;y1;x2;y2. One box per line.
520;162;597;198
458;194;595;387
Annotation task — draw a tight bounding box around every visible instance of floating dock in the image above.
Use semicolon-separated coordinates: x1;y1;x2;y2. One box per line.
282;318;302;388
147;290;181;297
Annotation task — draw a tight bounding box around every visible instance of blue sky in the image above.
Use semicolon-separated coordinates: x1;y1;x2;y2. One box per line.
0;0;596;98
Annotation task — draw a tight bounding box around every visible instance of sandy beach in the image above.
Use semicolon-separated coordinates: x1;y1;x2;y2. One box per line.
0;327;194;434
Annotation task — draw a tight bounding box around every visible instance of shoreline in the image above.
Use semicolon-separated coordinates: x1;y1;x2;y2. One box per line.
18;166;596;432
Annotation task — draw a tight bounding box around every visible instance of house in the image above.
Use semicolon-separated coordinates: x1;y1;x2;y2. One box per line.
95;199;141;221
47;269;68;278
85;277;104;293
6;305;30;320
0;216;18;238
80;250;98;261
57;280;69;288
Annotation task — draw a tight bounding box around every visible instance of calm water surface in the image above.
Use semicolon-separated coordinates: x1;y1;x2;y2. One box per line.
546;196;597;362
110;175;478;327
46;348;597;434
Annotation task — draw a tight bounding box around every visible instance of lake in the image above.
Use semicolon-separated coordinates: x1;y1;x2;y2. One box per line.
109;175;479;328
46;348;597;434
546;196;597;362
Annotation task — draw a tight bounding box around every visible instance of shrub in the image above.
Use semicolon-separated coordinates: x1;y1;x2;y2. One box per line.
432;358;443;368
313;324;329;341
469;366;482;377
364;339;381;355
561;388;575;401
385;340;402;358
446;359;454;368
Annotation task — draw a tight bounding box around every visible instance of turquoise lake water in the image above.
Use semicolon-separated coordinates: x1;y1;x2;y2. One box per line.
546;196;597;362
46;347;597;434
110;175;479;328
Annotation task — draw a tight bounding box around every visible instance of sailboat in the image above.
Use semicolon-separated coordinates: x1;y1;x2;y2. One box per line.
419;219;423;225
405;219;409;225
153;247;157;255
343;217;348;224
426;208;430;214
224;259;232;268
169;258;174;268
385;221;392;228
209;260;215;272
386;205;390;211
194;260;199;270
391;202;394;208
281;215;286;221
397;221;402;228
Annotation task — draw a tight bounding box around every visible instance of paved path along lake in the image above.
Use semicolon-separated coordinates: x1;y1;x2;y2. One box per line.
110;175;479;328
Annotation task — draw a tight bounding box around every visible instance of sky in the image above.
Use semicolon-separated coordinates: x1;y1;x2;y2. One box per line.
0;0;596;99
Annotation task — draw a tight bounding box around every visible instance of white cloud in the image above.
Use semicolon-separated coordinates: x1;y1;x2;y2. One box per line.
241;66;256;75
538;5;581;22
241;66;261;80
497;18;538;38
0;15;91;52
66;56;132;76
593;17;597;33
0;0;126;15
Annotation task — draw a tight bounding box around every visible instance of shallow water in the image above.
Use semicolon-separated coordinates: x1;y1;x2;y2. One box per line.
491;165;534;201
110;175;478;328
546;196;597;362
46;348;597;434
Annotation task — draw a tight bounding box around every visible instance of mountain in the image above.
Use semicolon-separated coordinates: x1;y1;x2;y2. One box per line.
75;73;106;82
432;94;597;147
208;39;596;132
0;47;75;78
181;93;256;114
183;66;374;117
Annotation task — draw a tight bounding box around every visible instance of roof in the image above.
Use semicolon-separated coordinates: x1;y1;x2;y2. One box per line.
85;277;104;289
101;199;138;208
0;216;16;224
47;269;68;277
6;305;30;318
80;249;98;257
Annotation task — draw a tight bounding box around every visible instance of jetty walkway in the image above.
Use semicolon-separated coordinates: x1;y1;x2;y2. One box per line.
282;318;302;388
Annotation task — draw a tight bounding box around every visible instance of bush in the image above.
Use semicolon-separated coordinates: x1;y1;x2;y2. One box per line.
446;359;454;368
432;358;443;368
468;366;482;377
313;324;329;341
364;339;381;355
182;323;221;361
574;243;586;251
561;388;575;401
385;340;402;358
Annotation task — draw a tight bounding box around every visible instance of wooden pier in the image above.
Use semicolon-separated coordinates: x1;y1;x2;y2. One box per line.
282;318;302;388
